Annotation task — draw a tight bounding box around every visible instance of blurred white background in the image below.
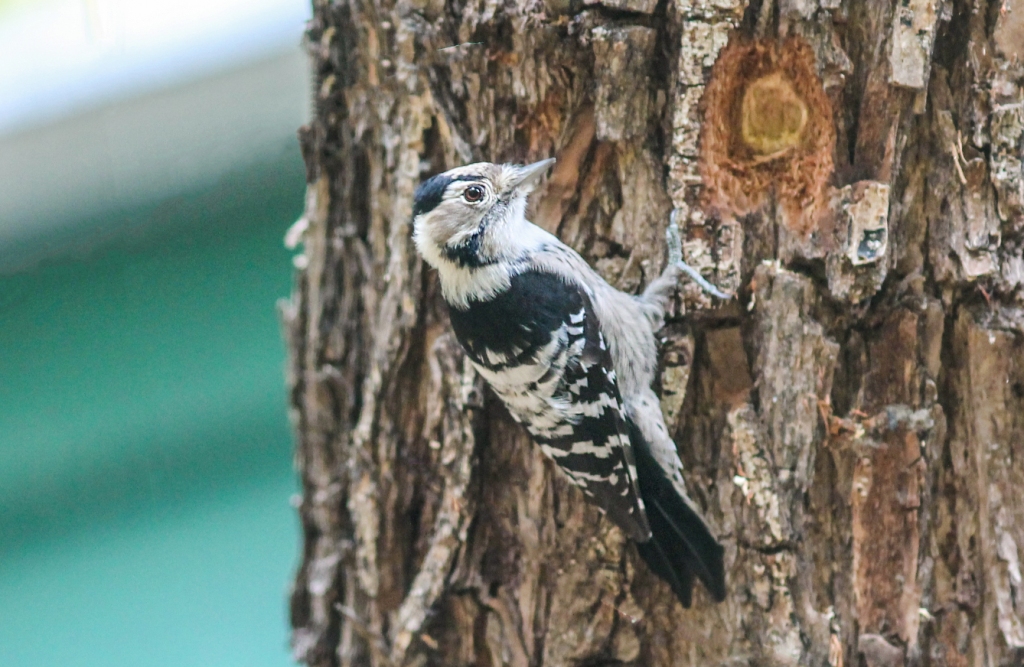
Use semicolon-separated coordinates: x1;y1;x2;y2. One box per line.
0;0;310;269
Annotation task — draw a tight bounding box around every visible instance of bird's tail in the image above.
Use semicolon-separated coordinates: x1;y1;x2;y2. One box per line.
629;421;726;608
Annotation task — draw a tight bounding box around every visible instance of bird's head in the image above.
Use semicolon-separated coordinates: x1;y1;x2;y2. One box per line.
412;158;555;270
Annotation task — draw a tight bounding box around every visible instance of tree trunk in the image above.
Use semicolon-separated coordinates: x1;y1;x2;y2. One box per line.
282;0;1024;665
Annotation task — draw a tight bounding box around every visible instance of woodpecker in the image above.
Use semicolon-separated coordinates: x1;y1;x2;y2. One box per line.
411;158;727;607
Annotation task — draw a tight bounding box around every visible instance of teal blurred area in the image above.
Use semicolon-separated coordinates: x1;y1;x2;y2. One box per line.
0;2;309;665
0;150;304;666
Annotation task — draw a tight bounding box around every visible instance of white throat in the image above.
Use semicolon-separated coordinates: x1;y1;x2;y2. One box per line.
414;206;554;308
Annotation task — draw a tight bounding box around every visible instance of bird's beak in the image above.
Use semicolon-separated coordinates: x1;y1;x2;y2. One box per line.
510;158;556;190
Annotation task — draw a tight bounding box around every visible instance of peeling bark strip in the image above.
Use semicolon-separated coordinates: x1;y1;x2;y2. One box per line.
285;0;1024;666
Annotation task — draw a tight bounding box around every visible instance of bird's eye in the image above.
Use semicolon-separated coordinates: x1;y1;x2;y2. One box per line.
463;185;485;203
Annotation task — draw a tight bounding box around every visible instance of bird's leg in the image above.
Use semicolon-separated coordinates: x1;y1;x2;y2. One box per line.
664;209;733;300
639;210;733;329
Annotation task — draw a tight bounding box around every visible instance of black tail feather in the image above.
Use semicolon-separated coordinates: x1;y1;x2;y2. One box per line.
630;421;726;607
635;530;695;608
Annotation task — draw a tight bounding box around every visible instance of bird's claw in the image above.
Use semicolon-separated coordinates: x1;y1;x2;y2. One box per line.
666;210;734;300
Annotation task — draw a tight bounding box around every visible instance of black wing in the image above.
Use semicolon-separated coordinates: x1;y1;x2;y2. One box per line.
448;270;651;541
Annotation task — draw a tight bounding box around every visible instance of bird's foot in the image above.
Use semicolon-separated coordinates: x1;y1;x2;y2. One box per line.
666;210;733;300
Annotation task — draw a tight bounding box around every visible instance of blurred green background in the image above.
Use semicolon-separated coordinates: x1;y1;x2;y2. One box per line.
0;1;310;665
0;153;302;665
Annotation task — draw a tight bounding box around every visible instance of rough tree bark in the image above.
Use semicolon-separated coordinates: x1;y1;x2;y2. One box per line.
282;0;1024;665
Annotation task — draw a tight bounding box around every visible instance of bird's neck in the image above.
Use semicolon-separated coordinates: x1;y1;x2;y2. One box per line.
430;215;550;308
